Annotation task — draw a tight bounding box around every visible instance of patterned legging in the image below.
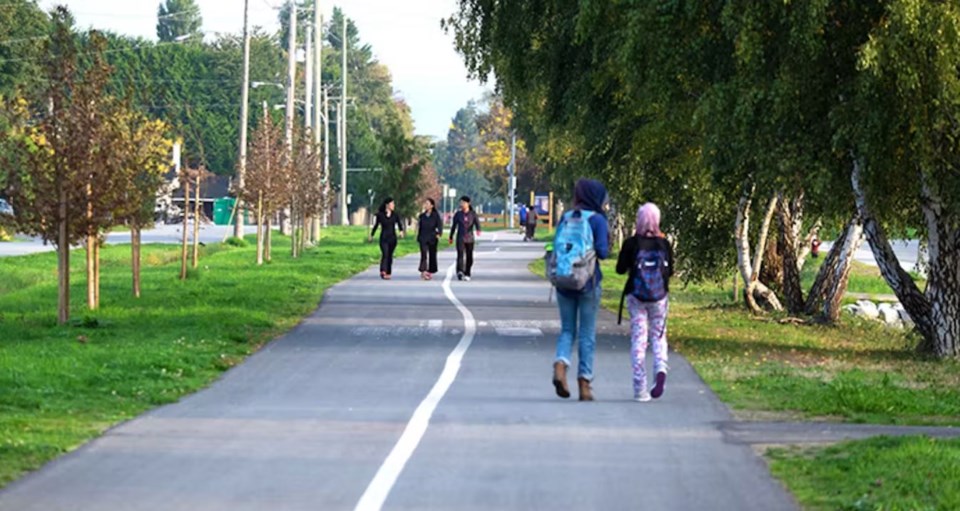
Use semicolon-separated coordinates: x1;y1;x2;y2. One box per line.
627;295;669;394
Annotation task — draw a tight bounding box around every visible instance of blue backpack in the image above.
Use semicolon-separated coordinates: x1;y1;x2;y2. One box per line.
632;246;669;302
547;210;597;291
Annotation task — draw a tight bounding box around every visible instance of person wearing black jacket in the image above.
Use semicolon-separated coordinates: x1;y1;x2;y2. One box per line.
369;197;404;280
417;198;443;280
448;195;481;281
616;203;674;402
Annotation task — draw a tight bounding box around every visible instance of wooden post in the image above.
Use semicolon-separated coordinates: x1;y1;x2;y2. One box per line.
94;240;100;309
548;191;554;231
265;216;272;262
180;176;190;280
132;221;141;297
256;190;264;265
86;183;96;310
192;172;201;269
57;192;69;325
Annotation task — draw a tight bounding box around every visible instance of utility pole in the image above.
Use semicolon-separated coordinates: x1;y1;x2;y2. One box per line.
336;99;344;223
323;87;331;226
303;24;315;245
339;12;348;225
234;0;251;239
283;0;297;236
508;132;516;229
314;0;324;233
305;26;313;131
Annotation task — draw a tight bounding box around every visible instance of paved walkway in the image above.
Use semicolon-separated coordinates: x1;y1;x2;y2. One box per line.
1;232;802;510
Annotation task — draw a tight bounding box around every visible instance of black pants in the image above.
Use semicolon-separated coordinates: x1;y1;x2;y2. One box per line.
456;241;475;276
419;241;438;273
525;223;537;240
379;237;397;275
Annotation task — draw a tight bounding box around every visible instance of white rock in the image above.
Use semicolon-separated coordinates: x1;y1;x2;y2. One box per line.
844;304;862;316
877;303;900;325
895;305;915;328
855;300;880;320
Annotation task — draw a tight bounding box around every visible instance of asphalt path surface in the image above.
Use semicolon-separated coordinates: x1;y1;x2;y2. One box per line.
0;232;797;510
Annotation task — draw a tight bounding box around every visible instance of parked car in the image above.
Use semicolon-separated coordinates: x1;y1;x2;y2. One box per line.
0;198;14;217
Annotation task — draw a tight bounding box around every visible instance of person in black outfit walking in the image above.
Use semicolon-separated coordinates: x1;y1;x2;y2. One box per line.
417;198;442;280
448;195;481;281
369;197;404;280
524;204;538;241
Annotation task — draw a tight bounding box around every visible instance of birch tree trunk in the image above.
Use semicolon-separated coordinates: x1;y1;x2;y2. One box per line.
851;158;939;349
919;175;960;357
805;213;864;322
735;188;783;312
778;194;805;314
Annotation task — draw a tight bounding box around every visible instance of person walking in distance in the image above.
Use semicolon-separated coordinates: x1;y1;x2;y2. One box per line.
518;202;528;236
525;204;539;241
548;179;610;401
369;197;404;280
448;195;481;281
616;203;673;402
417;198;443;280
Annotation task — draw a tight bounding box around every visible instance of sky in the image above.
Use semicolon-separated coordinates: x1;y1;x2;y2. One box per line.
38;0;491;140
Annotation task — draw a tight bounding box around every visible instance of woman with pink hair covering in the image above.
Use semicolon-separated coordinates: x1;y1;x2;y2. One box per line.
616;203;674;401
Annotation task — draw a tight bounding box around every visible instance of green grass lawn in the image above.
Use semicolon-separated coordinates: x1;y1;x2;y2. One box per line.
768;436;960;510
0;227;417;488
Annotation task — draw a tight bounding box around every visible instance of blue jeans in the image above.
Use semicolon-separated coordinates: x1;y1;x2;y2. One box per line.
555;285;602;381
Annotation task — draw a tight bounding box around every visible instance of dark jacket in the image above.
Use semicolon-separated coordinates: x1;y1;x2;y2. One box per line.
371;211;404;241
616;234;674;323
449;208;480;244
556;179;610;297
417;209;443;244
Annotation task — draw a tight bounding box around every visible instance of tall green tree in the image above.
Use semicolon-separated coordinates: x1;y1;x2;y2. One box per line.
845;0;960;357
157;0;203;43
0;0;49;100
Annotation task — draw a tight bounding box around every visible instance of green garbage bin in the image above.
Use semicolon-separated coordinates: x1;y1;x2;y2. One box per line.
213;197;235;226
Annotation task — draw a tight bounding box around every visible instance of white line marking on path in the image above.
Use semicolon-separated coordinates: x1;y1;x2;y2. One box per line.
354;263;477;511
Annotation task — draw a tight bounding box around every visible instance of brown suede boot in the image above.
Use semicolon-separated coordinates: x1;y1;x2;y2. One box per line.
578;377;594;401
552;362;570;399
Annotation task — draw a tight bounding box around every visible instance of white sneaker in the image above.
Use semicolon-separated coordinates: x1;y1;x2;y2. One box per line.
464;276;471;282
634;391;651;402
